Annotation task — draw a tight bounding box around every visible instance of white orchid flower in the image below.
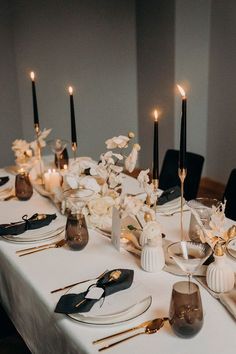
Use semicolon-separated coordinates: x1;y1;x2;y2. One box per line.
137;169;150;188
125;143;140;173
94;164;109;180
105;135;130;149
120;196;143;218
109;165;123;174
12;139;30;153
88;196;115;217
79;176;101;193
108;172;123;189
65;173;80;189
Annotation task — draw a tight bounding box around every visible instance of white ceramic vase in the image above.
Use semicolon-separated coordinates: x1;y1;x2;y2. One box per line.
139;221;161;247
141;237;165;272
206;254;235;293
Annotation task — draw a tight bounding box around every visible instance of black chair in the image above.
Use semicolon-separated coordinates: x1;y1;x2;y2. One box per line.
159;149;204;201
223;169;236;221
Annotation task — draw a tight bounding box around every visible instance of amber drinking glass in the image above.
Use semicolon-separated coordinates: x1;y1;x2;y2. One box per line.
63;188;94;250
15;172;33;201
169;281;203;338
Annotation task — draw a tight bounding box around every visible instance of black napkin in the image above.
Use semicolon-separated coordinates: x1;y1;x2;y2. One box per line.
55;269;134;314
158;186;181;205
0;176;9;187
0;213;57;236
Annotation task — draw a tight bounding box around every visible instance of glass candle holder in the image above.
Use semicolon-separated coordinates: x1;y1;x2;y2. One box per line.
54;147;69;170
169;281;203;338
63;188;94;250
15;171;33;201
65;212;89;250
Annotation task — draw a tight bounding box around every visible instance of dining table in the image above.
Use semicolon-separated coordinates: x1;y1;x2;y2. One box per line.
0;168;235;354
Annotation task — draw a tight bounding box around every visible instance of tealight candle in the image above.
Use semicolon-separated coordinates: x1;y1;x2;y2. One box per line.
44;169;61;193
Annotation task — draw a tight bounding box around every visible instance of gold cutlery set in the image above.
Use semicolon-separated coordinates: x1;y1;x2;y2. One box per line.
16;238;66;256
93;317;168;351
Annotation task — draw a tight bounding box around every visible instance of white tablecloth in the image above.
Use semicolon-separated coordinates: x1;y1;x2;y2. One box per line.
0;172;235;354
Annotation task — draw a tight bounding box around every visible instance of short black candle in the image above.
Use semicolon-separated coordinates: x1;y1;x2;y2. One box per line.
68;86;77;146
152;110;159;180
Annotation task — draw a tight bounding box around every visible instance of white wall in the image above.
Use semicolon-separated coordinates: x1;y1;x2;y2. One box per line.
174;0;211;172
136;0;175;169
207;0;236;183
12;0;138;160
0;1;22;166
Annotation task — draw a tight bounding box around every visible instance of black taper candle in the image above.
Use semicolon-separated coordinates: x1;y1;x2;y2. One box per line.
153;110;159;180
177;84;187;170
69;87;77;146
30;72;39;130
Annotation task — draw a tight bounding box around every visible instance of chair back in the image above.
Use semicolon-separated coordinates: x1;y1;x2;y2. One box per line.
159;149;204;200
223;168;236;221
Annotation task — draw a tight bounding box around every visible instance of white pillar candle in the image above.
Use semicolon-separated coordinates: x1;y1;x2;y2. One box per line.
44;169;61;192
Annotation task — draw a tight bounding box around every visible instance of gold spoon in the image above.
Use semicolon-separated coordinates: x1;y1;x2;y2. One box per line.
93;317;168;344
17;239;66;256
98;318;167;352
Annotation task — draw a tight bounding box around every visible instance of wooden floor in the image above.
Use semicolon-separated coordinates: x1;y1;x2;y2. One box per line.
0;305;30;354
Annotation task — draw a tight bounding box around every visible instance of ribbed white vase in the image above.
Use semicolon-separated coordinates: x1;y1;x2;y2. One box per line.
206;254;235;293
141;238;165;272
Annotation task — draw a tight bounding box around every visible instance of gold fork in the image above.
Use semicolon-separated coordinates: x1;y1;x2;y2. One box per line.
17;239;66;257
50;269;109;294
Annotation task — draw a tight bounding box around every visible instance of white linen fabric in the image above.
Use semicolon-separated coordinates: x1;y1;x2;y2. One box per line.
0;171;235;354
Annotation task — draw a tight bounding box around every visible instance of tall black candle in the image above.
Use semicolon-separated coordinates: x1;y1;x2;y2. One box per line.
30;72;39;131
152;109;159;180
68;86;77;146
177;85;187;170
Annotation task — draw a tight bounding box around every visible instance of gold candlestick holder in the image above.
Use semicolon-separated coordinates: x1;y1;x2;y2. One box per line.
178;168;187;241
72;142;77;160
152;178;159;214
34;125;44;185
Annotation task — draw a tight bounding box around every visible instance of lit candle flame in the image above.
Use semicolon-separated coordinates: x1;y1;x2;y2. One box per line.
154;109;158;122
30;71;35;81
177;84;186;98
68;86;73;95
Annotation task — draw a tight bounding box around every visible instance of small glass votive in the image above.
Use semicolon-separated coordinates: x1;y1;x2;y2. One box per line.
63;188;94;250
188;198;220;242
15;171;33;201
54;147;69;170
65;212;89;250
169;281;203;338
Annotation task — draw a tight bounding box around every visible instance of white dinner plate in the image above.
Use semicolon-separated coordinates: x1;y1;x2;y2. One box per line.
226;238;236;260
2;222;65;243
66;280;152;325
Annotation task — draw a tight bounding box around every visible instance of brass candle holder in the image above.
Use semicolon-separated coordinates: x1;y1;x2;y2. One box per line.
178;168;187;241
35;125;44;185
72;142;77;160
152;178;159;213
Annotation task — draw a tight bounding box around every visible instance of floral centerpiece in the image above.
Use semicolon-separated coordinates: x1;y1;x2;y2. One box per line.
63;132;156;231
12;128;51;171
